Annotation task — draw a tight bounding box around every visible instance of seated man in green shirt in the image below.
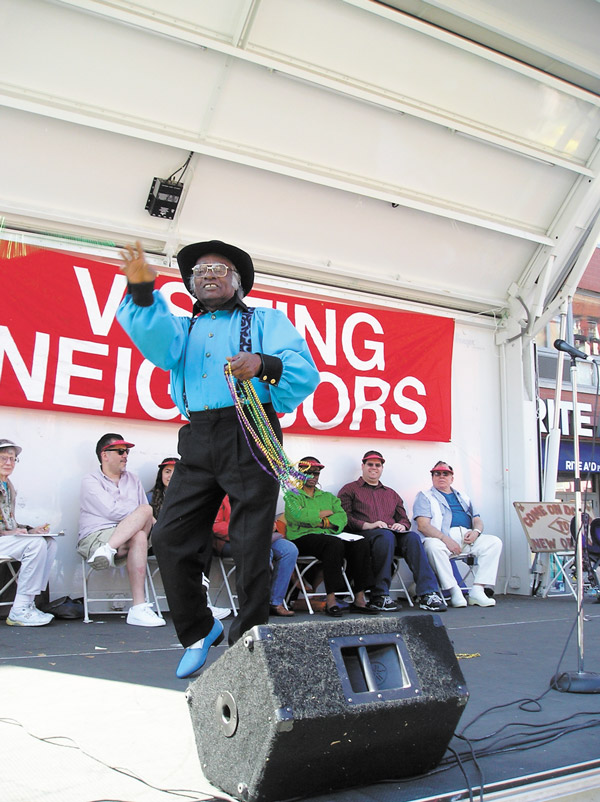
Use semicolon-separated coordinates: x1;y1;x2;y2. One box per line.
284;456;378;617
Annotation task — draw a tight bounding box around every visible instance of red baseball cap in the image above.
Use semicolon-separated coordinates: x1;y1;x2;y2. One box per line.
101;439;135;452
298;456;325;470
298;457;325;471
431;462;453;474
362;450;385;463
158;457;179;468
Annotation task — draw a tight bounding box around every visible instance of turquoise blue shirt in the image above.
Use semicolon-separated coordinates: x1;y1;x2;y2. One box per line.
116;290;320;417
442;490;472;528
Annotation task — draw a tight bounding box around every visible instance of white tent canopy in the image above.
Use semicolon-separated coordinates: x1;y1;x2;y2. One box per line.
1;0;600;599
1;0;599;322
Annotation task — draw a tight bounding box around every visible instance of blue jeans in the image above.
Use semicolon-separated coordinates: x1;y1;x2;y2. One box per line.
362;528;395;597
270;537;299;605
221;537;298;606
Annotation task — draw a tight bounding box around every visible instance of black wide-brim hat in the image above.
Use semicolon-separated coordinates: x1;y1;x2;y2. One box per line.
177;240;255;296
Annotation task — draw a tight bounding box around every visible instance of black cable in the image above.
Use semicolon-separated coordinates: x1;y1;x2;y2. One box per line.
167;151;194;183
469;718;600;763
455;736;485;802
445;745;474;802
461;709;599;747
0;716;226;802
377;652;600;793
434;608;596;793
432;589;600;789
459;608;577;742
443;712;600;768
373;705;600;791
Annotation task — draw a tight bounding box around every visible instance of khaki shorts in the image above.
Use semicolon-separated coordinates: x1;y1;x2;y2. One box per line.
77;527;127;567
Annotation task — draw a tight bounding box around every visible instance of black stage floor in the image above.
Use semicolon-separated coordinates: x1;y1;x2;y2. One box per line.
1;593;600;802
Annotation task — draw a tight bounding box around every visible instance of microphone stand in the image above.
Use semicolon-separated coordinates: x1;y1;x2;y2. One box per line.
551;352;600;693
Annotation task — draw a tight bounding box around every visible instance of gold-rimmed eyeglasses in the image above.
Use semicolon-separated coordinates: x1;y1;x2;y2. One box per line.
192;263;230;278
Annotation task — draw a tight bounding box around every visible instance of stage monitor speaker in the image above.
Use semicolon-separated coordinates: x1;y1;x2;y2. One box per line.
187;615;468;802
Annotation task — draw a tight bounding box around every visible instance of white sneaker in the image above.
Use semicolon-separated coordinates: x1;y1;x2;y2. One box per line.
468;586;496;607
87;542;117;570
126;602;166;627
208;604;231;620
449;586;467;608
7;603;54;627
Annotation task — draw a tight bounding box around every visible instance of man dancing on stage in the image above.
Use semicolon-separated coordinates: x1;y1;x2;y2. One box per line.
117;239;319;678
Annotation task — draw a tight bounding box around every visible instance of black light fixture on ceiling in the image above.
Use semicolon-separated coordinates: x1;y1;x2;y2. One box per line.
145;151;193;219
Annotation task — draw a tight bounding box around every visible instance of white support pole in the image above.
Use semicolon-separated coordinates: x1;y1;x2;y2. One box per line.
542;308;568;502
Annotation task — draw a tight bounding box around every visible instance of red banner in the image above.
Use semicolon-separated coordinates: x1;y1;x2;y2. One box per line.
0;250;454;440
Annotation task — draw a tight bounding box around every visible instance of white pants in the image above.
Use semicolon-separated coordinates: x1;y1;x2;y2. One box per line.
422;526;502;590
0;535;57;596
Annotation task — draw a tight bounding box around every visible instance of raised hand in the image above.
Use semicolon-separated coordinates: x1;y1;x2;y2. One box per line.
119;240;157;284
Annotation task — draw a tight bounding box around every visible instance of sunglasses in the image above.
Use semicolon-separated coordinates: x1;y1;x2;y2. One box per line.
432;471;452;477
106;448;130;455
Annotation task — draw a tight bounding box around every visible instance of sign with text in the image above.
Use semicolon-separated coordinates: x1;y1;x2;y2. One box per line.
0;250;454;440
513;501;575;552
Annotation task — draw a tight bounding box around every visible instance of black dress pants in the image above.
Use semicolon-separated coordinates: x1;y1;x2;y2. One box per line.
152;406;280;647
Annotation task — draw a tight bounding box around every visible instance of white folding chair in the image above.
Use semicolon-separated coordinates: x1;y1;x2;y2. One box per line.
447;553;478;601
452;553;477;584
81;556;163;623
542;551;576;598
213;556;238;616
286;555;355;614
389;558;414;607
146;554;168;609
0;556;20;609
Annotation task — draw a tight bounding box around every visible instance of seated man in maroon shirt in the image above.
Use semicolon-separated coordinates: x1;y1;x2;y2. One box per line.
338;450;446;612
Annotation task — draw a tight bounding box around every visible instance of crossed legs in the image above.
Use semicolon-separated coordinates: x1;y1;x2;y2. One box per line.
105;505;154;606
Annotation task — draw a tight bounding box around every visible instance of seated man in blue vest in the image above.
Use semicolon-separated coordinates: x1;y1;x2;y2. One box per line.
413;461;502;608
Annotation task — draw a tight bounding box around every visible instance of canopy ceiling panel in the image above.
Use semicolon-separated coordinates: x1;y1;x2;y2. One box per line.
198;62;576;237
0;106;534;311
0;0;599;320
250;0;600;166
174;158;535;309
379;0;600;95
0;106;188;247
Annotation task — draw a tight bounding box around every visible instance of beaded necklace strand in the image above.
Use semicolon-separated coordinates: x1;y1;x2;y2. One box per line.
225;365;307;494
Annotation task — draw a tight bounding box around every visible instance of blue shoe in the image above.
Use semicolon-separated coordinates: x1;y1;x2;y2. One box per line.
176;618;224;679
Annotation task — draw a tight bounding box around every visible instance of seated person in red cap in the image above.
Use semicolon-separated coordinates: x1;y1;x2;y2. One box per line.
338;450;447;613
77;433;164;627
284;457;378;617
413;460;502;608
117;239;319;678
147;457;179;521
